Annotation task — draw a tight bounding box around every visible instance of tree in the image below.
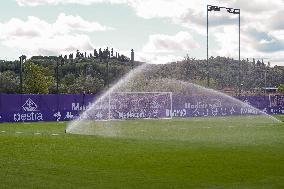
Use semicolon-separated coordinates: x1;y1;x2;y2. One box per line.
66;74;104;94
23;61;53;94
0;71;19;93
59;73;76;93
278;84;284;94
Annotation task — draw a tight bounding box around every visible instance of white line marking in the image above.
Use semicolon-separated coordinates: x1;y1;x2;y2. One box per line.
16;132;23;134
51;134;60;136
34;133;41;135
1;131;6;133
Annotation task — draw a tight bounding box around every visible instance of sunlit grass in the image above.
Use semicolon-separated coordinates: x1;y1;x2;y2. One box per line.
0;116;283;188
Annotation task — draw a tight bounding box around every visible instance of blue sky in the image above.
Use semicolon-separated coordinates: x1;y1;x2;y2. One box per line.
0;0;284;65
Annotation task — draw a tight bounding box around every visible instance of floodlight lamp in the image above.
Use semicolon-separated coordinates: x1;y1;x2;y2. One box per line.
233;9;240;14
227;8;233;13
207;5;213;11
210;6;220;11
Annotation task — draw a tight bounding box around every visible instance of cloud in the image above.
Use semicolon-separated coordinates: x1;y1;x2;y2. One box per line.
135;52;183;64
12;0;284;65
0;17;46;38
179;9;239;28
14;0;283;32
213;26;240;58
211;25;284;66
134;31;196;64
244;27;284;53
16;0;125;6
0;13;113;56
269;11;284;30
54;13;113;33
231;0;281;13
143;31;200;53
3;34;94;55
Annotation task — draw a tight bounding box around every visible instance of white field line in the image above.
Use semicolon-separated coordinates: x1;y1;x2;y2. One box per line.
0;131;63;136
1;131;63;136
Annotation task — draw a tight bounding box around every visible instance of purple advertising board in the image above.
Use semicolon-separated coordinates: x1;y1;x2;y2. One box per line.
0;93;284;123
0;94;95;123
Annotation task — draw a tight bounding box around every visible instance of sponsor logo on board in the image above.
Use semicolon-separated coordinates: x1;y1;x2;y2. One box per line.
14;98;43;122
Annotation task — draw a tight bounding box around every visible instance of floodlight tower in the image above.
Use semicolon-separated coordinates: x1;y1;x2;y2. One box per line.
207;5;241;93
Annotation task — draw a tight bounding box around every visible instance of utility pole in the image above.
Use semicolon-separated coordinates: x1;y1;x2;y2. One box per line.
131;49;135;69
56;58;59;94
19;55;26;94
106;59;109;88
264;59;267;95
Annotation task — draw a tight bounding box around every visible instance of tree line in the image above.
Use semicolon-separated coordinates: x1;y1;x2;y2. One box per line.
0;53;284;95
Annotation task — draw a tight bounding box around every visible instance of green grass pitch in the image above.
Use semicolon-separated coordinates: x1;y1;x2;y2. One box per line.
0;116;284;189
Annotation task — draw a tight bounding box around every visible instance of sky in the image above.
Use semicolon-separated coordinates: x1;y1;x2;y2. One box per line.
0;0;284;65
